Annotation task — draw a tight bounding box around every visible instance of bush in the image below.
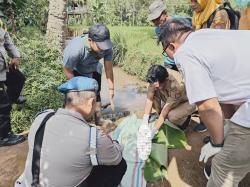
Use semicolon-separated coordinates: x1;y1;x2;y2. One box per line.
112;33;128;66
11;28;66;133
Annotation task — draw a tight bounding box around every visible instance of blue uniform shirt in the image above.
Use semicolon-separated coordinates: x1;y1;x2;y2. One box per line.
63;34;113;76
155;15;192;66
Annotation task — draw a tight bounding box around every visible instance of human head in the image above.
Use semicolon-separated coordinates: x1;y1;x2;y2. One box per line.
58;77;99;119
190;0;222;30
190;0;222;13
146;65;169;90
148;0;169;26
88;23;113;53
158;19;193;59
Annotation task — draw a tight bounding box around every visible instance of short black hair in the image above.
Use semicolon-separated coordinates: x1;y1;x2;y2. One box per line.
158;18;193;49
146;65;168;84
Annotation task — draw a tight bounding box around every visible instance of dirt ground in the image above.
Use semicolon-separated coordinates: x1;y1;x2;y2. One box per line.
162;120;250;187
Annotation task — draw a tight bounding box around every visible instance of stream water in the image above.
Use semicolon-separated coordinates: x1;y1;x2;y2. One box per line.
100;67;147;114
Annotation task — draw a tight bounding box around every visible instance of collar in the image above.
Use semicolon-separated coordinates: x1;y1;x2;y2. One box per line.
56;108;88;124
81;34;92;52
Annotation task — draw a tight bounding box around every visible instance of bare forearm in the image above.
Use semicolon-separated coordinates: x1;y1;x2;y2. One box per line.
63;67;74;80
155;104;171;129
104;61;114;89
144;99;153;115
197;98;224;144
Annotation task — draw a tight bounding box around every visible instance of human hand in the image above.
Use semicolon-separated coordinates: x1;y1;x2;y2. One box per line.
10;58;21;68
199;142;222;163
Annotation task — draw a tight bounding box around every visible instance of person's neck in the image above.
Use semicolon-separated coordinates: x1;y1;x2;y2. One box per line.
179;31;193;44
65;105;88;119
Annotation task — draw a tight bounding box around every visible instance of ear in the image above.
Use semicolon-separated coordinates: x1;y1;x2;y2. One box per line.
168;43;176;51
87;97;95;108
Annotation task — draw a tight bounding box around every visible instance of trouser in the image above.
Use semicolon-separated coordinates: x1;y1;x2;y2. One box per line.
207;121;250;187
152;94;196;125
79;158;127;187
0;68;25;138
73;71;101;102
5;67;26;103
0;82;11;138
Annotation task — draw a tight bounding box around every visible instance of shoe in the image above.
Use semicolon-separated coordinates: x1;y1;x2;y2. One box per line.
137;124;153;161
204;164;211;180
0;134;26;147
178;115;191;130
193;122;207;132
15;96;26;105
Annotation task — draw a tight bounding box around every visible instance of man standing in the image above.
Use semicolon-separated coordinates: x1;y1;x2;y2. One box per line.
147;0;207;133
147;0;192;71
16;77;126;187
158;19;250;186
0;22;25;147
63;23;114;125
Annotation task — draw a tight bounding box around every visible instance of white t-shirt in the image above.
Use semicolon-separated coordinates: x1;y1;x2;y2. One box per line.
174;29;250;128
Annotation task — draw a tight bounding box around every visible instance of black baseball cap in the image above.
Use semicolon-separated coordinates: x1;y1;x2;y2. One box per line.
88;24;113;50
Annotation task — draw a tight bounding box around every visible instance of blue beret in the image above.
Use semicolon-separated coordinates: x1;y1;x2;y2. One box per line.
58;76;99;93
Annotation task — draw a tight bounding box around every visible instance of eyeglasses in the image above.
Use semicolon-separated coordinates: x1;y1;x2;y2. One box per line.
162;43;170;57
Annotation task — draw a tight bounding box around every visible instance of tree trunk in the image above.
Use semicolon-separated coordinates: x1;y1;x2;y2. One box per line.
46;0;68;51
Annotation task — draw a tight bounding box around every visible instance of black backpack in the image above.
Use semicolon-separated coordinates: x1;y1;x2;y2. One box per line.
207;2;241;30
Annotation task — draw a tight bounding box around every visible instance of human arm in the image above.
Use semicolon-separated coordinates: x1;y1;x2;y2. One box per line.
197;98;224;144
63;67;74;80
144;84;155;115
63;38;83;79
96;132;123;165
175;52;224;162
103;48;114;99
104;60;114;99
4;31;21;67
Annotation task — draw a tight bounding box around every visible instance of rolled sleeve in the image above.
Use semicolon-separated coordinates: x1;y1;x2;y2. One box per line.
63;38;85;69
96;132;123;165
104;49;113;62
175;52;217;104
4;32;20;58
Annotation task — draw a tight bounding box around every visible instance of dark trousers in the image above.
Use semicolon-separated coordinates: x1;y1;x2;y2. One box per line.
0;83;11;138
5;67;26;103
73;71;102;102
0;68;25;138
79;158;127;187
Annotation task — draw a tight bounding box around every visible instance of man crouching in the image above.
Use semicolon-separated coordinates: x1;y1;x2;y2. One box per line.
137;65;197;160
15;77;126;187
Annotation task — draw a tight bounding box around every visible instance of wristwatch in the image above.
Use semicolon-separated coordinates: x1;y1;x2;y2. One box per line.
210;139;224;147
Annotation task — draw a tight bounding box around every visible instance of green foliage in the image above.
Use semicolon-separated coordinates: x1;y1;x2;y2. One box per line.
0;0;27;30
11;27;66;133
17;0;49;32
110;26;162;80
112;33;128;66
90;0;106;23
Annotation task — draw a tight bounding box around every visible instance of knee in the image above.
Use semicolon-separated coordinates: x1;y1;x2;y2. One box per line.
167;111;179;124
